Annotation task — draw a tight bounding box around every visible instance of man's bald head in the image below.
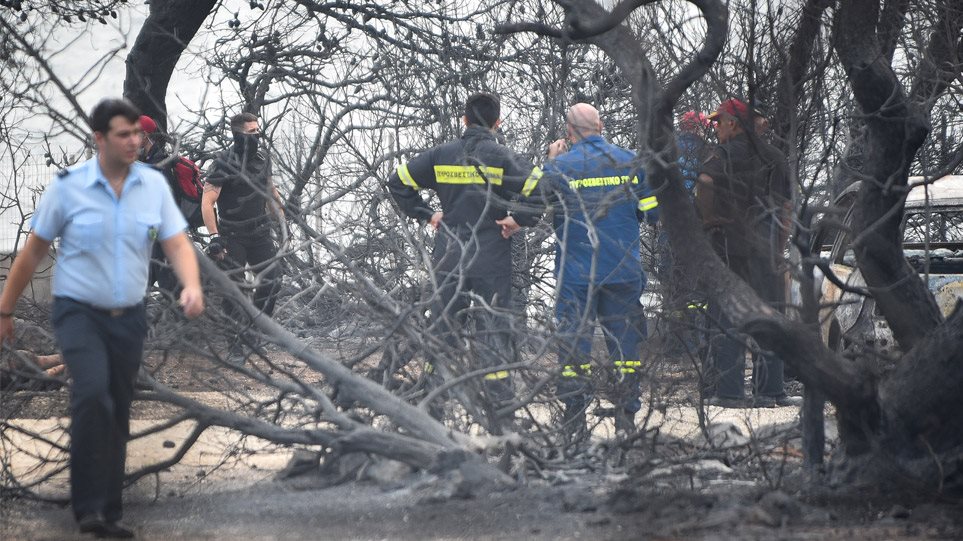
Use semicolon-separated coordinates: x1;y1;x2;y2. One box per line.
566;103;602;141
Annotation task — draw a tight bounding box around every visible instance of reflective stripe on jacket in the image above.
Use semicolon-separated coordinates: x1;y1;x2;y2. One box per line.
387;125;542;277
541;135;658;285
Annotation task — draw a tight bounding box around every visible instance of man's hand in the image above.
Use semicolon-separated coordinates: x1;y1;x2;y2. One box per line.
495;216;521;239
206;235;228;261
429;211;444;230
161;232;204;317
0;233;52;348
548;138;569;159
179;285;205;319
0;316;14;347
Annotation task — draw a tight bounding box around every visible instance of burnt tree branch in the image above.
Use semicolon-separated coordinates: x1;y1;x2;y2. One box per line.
494;0;658;40
772;0;833;157
878;0;911;63
196;252;460;450
123;0;218;130
909;2;963;109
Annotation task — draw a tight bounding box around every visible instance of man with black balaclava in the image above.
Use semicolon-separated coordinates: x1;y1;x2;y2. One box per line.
202;112;284;364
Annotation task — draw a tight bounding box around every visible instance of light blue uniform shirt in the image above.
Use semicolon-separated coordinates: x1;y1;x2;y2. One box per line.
31;157;187;309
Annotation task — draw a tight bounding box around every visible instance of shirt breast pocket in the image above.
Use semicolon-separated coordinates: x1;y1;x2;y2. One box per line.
71;212;104;252
136;213;162;248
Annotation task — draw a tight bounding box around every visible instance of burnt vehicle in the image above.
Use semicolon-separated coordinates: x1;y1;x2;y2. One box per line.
813;175;963;354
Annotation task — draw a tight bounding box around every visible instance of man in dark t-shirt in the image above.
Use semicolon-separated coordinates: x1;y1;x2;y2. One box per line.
202;113;283;362
696;98;794;407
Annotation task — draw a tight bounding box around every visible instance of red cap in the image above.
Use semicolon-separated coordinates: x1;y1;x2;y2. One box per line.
679;111;710;131
707;99;749;121
139;115;158;134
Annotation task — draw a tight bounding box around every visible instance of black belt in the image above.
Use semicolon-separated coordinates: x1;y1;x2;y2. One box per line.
94;303;142;318
57;297;143;318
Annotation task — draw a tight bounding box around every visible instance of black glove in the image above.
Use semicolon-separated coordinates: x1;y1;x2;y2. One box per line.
207;235;226;256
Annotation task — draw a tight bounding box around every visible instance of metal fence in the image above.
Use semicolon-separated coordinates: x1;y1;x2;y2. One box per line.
0;159;54;254
1;160;57;302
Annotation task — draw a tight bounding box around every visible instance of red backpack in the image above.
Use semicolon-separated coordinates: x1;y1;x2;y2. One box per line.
169;156;205;229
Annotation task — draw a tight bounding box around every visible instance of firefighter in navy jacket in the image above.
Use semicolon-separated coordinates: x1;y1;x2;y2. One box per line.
387;93;542;427
538;103;659;439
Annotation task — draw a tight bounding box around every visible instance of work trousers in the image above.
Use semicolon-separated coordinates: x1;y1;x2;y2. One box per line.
708;241;786;399
429;272;514;407
148;241;178;295
52;297;147;522
555;280;647;414
216;232;281;317
656;227;707;355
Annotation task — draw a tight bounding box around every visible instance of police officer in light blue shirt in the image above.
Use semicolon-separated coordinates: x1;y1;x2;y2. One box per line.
0;98;204;538
32;154;188;308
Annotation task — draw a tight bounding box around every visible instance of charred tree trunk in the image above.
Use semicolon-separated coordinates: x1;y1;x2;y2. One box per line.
820;0;963;488
833;0;943;351
879;302;963;456
123;0;217;130
827;0;910;198
546;1;878;420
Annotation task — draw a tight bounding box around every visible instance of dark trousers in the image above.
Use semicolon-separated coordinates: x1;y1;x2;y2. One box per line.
52;298;147;522
148;242;178;294
429;272;514;405
217;232;281;317
656;228;706;355
555;280;647;413
708;241;786;399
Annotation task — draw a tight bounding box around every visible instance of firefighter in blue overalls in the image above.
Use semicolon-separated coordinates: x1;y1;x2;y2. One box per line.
538;103;659;440
387;92;543;432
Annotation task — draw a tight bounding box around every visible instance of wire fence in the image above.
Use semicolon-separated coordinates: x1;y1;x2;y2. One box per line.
0;159;55;254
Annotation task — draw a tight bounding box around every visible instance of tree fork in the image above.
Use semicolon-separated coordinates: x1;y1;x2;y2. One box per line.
833;0;945;351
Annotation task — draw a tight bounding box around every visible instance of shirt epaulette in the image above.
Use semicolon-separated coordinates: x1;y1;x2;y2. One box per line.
57;161;87;179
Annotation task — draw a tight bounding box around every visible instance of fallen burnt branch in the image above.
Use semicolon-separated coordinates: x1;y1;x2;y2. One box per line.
198;252;458;448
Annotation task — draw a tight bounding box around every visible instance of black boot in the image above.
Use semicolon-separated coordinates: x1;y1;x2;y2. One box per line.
614;409;636;436
560;400;589;453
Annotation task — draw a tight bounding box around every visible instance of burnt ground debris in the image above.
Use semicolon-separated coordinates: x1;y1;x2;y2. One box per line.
3;321;962;540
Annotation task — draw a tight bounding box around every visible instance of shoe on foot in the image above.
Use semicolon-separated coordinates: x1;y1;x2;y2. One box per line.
226;343;248;366
754;394;803;408
706;395;750;408
78;513;107;536
100;521;135;539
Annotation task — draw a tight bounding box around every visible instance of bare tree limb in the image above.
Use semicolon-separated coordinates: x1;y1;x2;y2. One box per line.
123;0;218;129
